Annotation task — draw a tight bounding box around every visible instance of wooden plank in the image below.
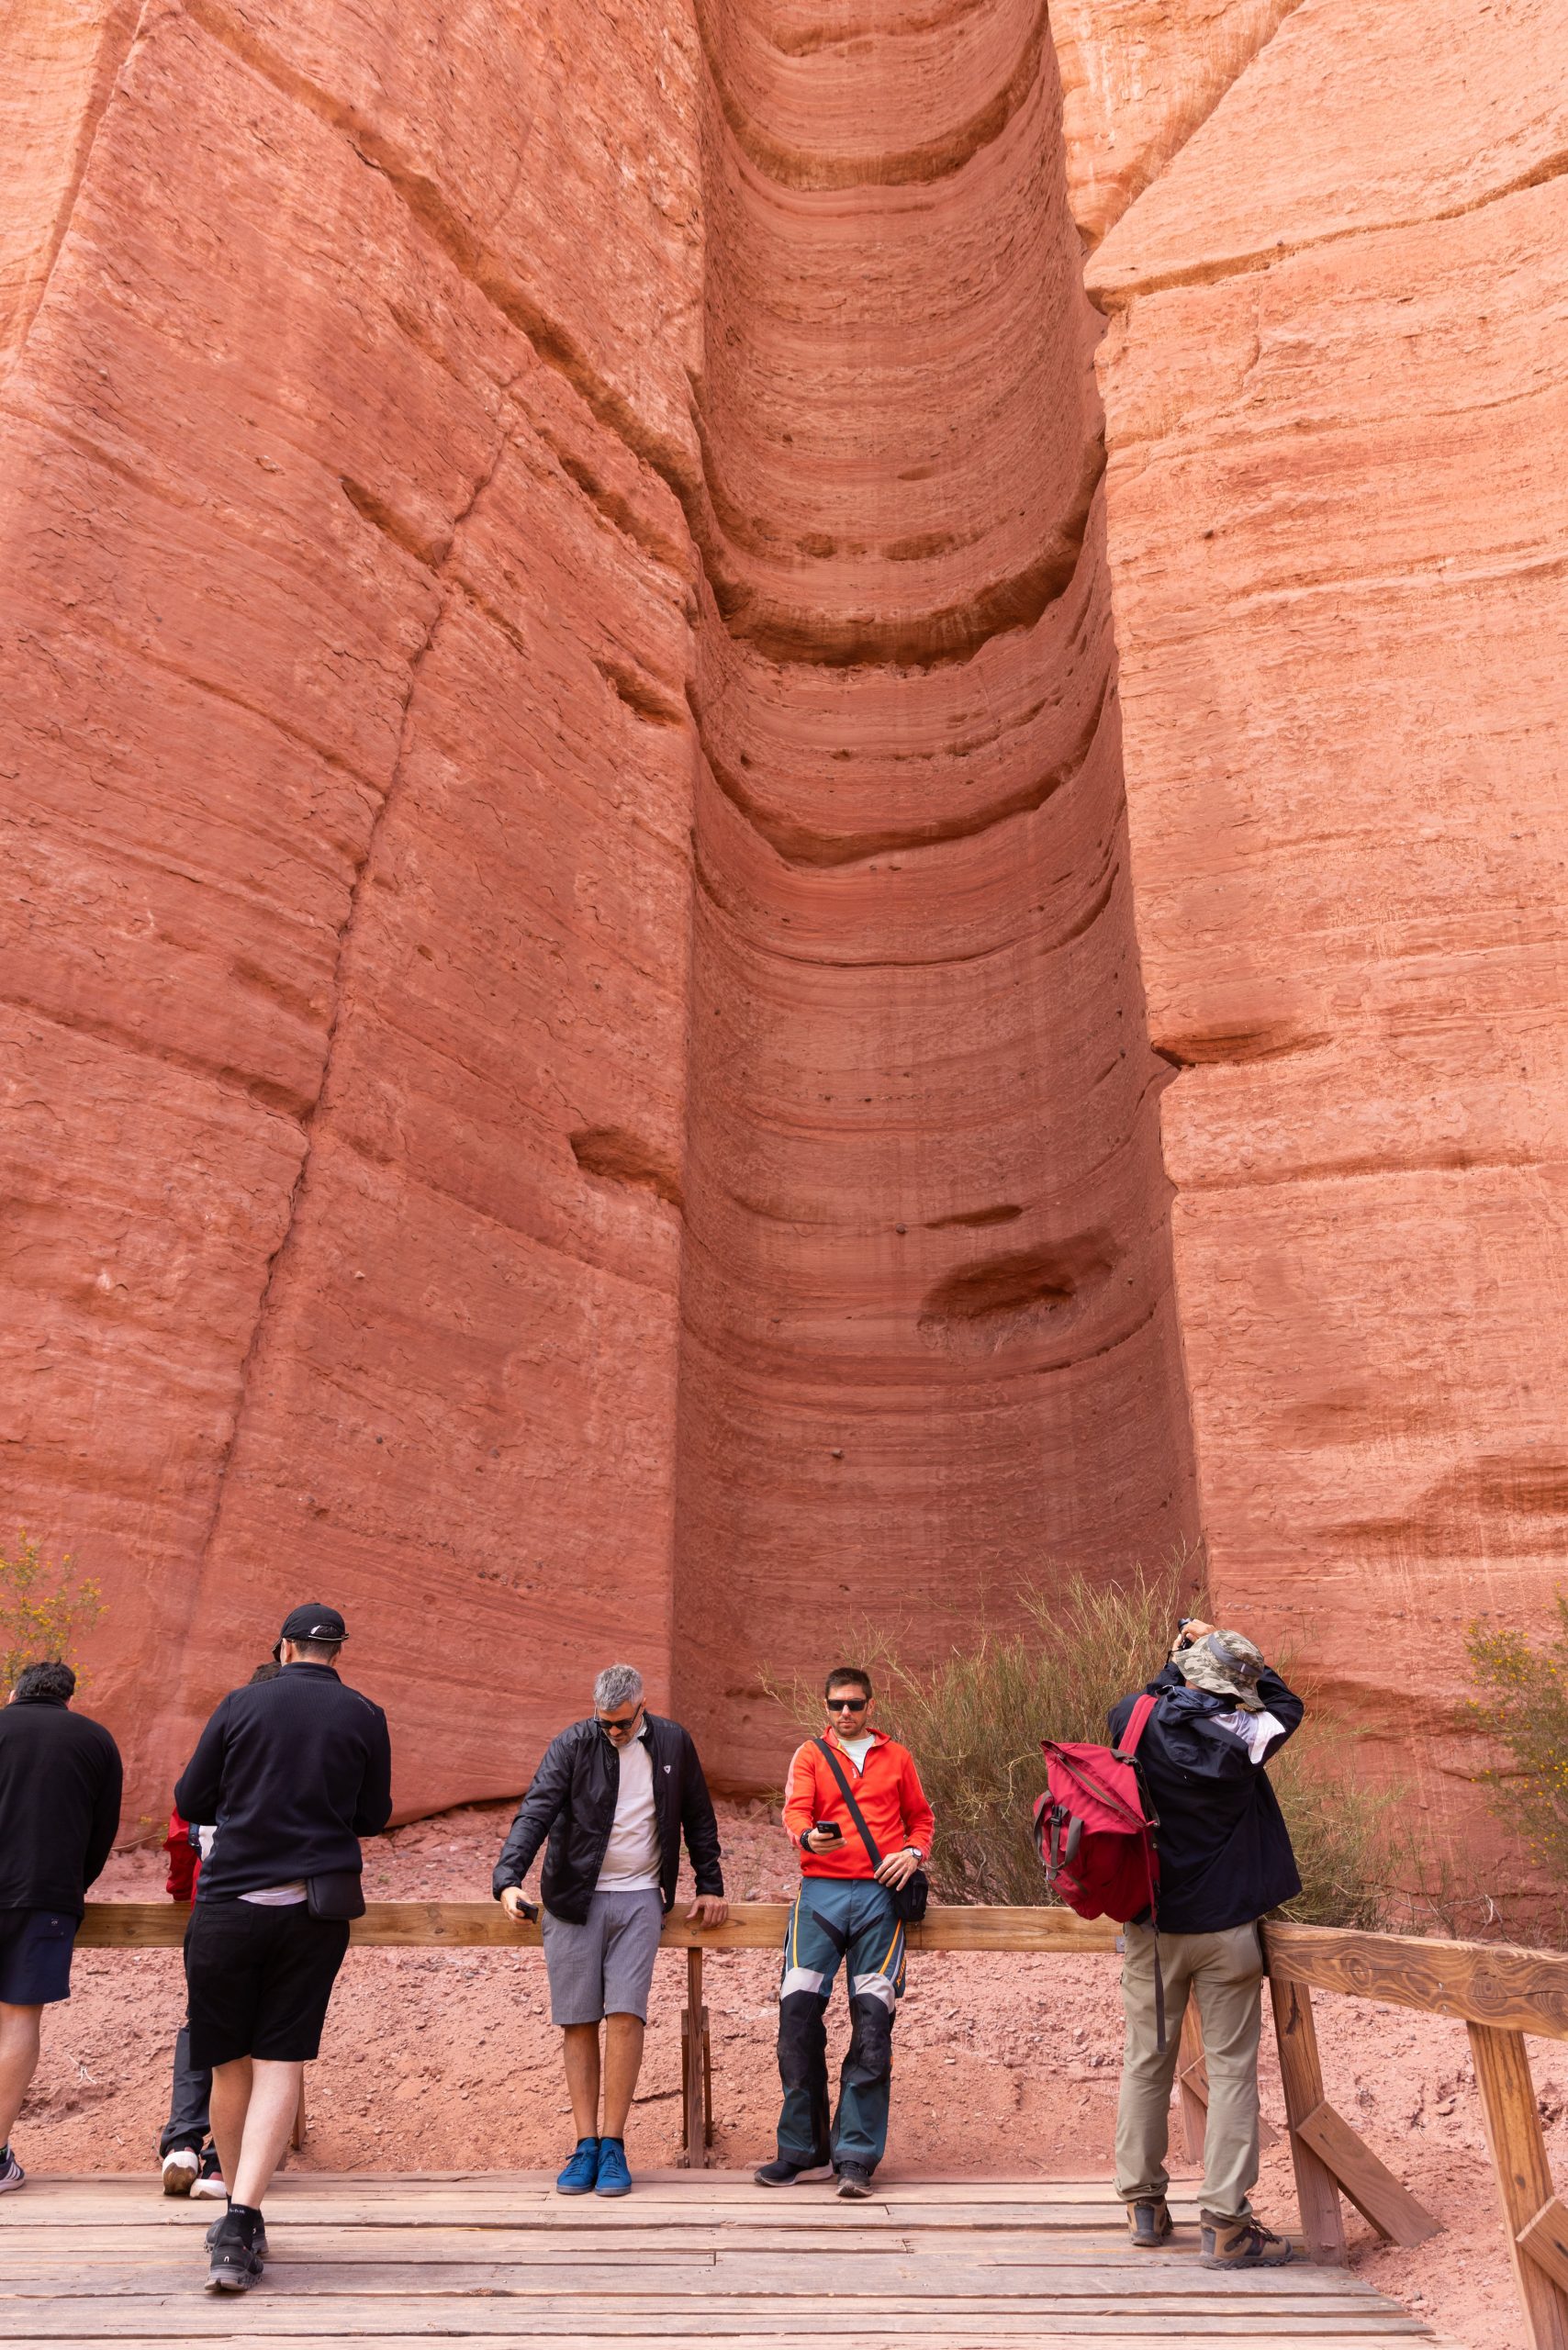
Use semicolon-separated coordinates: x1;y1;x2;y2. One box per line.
75;1901;1117;1953
1468;2023;1568;2350
1293;2102;1442;2248
1270;1977;1347;2267
1267;1923;1568;2042
1520;2199;1568;2299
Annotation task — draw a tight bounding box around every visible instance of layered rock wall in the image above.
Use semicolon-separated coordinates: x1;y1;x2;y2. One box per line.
1;0;701;1814
6;0;1563;1826
1087;0;1568;1809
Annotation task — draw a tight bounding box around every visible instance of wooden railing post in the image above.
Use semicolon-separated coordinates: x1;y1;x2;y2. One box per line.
1469;2023;1568;2350
1269;1975;1347;2265
679;1947;710;2170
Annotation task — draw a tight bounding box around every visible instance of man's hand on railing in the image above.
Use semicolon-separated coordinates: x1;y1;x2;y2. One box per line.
686;1895;729;1929
498;1886;539;1923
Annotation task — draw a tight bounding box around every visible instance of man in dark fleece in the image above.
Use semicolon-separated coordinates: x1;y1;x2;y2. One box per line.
174;1606;390;2294
1109;1619;1304;2273
0;1660;123;2194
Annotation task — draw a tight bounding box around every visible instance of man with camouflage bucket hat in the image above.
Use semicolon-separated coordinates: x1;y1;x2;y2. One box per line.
1107;1617;1304;2271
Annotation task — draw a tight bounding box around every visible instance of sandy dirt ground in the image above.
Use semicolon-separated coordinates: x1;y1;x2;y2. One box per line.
15;1800;1539;2348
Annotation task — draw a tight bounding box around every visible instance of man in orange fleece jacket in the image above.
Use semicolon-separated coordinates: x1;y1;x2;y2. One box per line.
755;1666;935;2199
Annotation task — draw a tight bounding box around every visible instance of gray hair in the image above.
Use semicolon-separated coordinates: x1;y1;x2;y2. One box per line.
594;1662;644;1712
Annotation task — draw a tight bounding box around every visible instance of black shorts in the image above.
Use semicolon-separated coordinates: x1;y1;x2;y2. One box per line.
184;1901;350;2067
0;1908;77;2006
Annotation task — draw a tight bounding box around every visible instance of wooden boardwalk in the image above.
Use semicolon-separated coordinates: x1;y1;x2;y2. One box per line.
0;2172;1450;2345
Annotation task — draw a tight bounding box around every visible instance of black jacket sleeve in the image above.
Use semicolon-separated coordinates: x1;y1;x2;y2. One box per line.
83;1730;123;1889
352;1707;394;1838
493;1729;576;1897
678;1729;723;1899
174;1695;232;1827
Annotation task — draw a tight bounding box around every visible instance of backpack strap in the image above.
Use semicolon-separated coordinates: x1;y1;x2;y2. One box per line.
813;1737;883;1872
1113;1692;1159;1762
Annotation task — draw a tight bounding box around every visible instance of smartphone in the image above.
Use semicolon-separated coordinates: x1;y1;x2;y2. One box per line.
812;1820;844;1843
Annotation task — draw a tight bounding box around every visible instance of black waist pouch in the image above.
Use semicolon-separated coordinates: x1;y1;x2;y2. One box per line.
306;1870;365;1921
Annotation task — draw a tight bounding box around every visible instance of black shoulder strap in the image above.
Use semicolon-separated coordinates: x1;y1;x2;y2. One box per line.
814;1736;882;1870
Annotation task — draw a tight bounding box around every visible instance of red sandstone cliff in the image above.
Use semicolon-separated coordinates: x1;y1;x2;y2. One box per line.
2;0;1562;1831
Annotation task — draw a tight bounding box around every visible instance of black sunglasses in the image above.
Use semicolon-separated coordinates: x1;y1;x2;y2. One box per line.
825;1695;868;1712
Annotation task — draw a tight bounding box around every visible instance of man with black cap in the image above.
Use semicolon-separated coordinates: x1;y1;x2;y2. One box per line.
1108;1617;1304;2272
174;1606;391;2292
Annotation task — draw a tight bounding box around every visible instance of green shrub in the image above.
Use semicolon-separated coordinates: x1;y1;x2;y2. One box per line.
767;1561;1403;1927
0;1530;104;1693
1466;1598;1568;1881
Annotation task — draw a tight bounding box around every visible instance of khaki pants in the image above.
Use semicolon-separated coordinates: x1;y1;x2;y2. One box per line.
1114;1920;1263;2222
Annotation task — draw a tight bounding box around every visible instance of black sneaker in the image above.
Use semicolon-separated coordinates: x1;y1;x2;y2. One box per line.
206;2210;263;2293
836;2162;874;2200
206;2210;268;2262
754;2156;833;2188
0;2144;24;2195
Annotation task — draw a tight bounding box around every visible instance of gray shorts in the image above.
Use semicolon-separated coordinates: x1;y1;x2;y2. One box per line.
541;1889;664;2026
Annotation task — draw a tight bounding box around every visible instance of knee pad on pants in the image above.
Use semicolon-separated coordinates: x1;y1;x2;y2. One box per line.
778;1990;827;2089
843;1994;893;2089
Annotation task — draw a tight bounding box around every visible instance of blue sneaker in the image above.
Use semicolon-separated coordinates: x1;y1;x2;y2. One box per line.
555;2138;600;2195
595;2137;632;2197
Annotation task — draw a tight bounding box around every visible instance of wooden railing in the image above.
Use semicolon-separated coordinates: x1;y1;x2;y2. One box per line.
79;1900;1568;2349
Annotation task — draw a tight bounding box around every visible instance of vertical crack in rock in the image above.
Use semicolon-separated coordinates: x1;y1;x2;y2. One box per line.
670;0;1200;1784
185;412;514;1619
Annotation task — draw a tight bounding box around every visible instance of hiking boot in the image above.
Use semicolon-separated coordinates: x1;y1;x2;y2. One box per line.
754;2155;832;2187
162;2147;200;2198
206;2210;263;2293
206;2211;268;2261
595;2138;632;2198
0;2144;24;2195
1126;2199;1173;2248
836;2162;874;2200
555;2137;599;2195
1200;2212;1295;2269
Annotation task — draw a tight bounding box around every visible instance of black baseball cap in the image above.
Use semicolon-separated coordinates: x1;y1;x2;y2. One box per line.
273;1604;348;1660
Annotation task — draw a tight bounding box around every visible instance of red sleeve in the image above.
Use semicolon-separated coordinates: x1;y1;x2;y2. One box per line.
781;1743;820;1847
164;1809;196;1903
899;1751;935;1856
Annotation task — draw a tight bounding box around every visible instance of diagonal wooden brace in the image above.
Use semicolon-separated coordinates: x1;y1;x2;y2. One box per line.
1292;2098;1443;2246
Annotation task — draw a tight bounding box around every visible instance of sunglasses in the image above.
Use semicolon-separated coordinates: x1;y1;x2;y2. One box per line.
825;1696;868;1713
598;1711;643;1734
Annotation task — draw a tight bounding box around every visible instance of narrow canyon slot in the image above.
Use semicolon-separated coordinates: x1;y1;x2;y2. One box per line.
672;0;1198;1779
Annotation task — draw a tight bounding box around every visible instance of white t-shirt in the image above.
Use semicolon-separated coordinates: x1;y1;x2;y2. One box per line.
835;1734;875;1774
1213;1707;1285;1764
597;1733;660;1891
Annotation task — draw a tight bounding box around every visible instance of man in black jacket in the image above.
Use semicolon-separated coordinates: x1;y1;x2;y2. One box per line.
0;1661;122;2194
1108;1619;1304;2272
494;1663;726;2199
174;1605;391;2292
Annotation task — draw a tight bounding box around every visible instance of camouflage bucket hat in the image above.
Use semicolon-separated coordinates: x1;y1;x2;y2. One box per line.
1174;1629;1267;1712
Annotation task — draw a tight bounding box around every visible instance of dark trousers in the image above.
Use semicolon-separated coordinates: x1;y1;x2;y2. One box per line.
775;1877;906;2173
158;2023;212;2159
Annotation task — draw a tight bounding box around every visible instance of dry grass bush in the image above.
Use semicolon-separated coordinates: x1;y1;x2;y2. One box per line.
767;1559;1404;1927
0;1530;103;1693
1467;1597;1568;1885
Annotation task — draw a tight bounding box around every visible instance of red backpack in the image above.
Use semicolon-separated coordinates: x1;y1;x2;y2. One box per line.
1033;1694;1167;2041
